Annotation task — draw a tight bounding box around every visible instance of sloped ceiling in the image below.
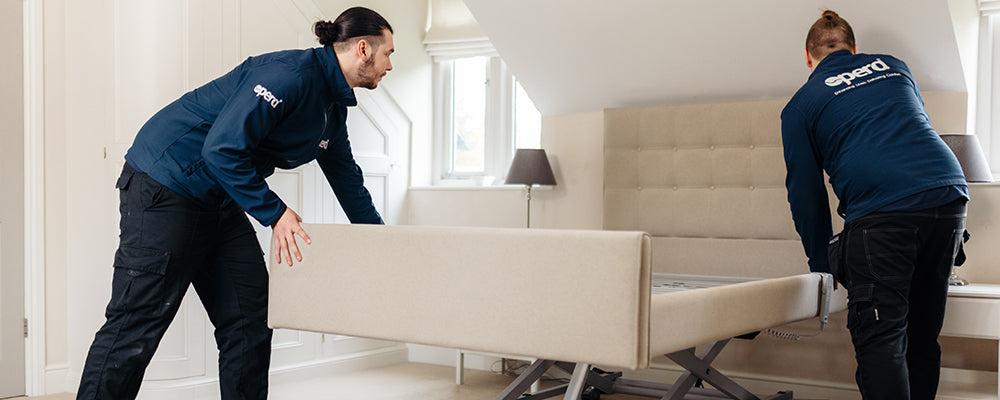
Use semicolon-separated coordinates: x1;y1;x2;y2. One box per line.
463;0;969;115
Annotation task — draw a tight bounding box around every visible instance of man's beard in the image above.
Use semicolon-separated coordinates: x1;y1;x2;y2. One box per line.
356;56;382;90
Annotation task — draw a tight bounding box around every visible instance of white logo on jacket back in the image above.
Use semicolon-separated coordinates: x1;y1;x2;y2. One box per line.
824;58;890;87
253;84;283;108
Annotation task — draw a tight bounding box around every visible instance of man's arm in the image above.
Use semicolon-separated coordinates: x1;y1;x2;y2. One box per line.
781;107;834;273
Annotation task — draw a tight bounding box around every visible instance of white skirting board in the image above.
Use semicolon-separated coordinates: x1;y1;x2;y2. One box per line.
43;363;69;396
407;344;503;372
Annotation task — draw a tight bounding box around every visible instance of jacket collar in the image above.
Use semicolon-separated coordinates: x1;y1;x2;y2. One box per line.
315;46;357;107
808;49;853;80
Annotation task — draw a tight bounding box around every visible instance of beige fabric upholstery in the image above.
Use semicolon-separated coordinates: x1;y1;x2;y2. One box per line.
269;223;844;371
269;223;653;370
651;237;809;278
649;274;834;355
604;99;842;276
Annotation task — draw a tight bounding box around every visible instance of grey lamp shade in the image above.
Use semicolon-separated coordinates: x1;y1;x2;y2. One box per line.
940;134;994;183
506;148;557;186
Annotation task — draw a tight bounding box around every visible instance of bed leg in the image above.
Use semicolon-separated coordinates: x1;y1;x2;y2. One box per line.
665;339;757;400
553;362;618;394
763;391;793;400
456;350;465;385
494;359;556;400
662;341;729;400
563;363;591;400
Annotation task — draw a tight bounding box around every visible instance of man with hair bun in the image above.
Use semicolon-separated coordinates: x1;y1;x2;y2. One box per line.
781;9;968;400
76;6;393;400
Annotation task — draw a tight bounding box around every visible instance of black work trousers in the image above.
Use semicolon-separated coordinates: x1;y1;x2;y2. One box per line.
830;199;967;400
77;163;272;400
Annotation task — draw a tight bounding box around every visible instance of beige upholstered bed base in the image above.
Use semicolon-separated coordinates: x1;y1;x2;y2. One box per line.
268;224;846;399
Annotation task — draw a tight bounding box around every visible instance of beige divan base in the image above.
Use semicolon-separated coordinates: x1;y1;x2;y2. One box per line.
268;224;845;399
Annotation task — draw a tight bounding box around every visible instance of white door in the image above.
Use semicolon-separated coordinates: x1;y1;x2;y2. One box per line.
0;0;26;397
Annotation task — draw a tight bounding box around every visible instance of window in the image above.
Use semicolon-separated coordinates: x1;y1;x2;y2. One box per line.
980;1;1000;173
451;56;488;173
434;55;541;184
423;0;541;184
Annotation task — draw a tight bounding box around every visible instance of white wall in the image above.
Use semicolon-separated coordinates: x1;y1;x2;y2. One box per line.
408;187;525;227
534;111;604;230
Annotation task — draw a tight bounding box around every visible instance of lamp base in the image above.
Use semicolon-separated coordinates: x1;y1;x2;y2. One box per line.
949;268;968;286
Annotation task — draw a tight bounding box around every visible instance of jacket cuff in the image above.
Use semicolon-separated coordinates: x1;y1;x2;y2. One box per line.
258;201;288;227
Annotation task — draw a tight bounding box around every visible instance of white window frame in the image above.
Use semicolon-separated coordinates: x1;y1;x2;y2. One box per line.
978;1;1000;174
433;56;519;185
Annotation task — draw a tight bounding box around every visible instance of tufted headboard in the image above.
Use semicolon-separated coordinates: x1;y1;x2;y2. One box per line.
603;98;841;278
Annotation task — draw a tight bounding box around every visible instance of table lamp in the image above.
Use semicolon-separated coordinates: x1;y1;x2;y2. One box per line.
941;134;994;183
940;134;993;285
506;149;557;228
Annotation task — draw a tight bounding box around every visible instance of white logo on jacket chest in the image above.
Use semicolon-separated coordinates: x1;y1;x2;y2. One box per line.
318;139;329;149
253;84;283;108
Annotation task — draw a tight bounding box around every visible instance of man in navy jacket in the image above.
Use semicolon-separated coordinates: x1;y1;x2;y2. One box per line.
77;7;392;400
782;10;968;400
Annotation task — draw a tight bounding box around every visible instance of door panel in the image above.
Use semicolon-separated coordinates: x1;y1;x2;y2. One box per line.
347;111;388;154
1;0;26;396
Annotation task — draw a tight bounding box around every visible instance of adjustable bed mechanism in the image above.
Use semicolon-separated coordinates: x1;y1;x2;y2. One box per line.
495;345;791;400
495;273;837;400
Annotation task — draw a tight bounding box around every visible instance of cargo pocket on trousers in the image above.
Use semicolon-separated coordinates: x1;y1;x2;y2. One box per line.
115;169;135;190
110;246;171;313
828;232;845;284
846;283;875;332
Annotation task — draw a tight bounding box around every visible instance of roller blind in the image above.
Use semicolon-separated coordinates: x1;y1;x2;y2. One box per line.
424;0;497;60
983;0;1000;15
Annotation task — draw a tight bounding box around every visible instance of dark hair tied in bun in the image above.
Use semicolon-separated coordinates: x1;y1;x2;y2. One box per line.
313;7;393;48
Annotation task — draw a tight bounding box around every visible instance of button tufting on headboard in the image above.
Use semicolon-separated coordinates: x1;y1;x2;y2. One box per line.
603;98;837;277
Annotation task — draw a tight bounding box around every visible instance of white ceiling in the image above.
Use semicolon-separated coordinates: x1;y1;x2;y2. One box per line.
463;0;970;116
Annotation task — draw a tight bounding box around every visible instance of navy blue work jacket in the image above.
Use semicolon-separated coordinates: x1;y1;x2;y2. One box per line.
781;50;965;272
125;46;383;227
